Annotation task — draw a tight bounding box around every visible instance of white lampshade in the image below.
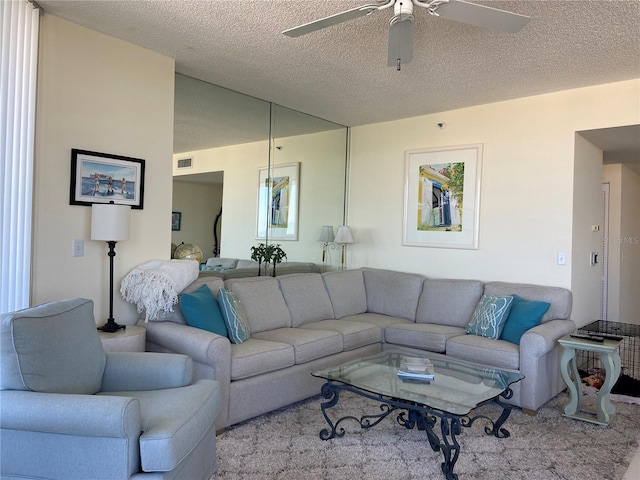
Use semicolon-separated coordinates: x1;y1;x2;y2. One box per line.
319;225;335;243
91;203;131;241
334;226;354;244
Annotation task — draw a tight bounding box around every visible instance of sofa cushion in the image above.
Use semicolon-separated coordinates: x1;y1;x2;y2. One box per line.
446;335;520;370
362;268;424;320
500;295;550;345
180;285;228;336
227;277;292;333
416;279;484;328
0;298;106;394
385;324;465;353
344;312;412;329
322;269;367;319
251;328;343;364
301;320;382;351
229;339;295;381
465;295;514;339
217;289;250;344
278;274;334;327
104;379;220;472
483;282;571;322
183;276;225;296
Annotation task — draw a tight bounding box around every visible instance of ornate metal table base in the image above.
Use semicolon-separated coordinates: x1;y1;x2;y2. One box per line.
319;381;515;480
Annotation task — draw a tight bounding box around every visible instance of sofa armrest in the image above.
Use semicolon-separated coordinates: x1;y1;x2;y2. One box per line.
520;319;576;358
101;352;193;392
142;320;232;430
0;390;141;438
518;318;576;410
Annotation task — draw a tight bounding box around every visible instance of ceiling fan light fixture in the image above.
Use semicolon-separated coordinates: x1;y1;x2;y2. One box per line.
388;16;414;70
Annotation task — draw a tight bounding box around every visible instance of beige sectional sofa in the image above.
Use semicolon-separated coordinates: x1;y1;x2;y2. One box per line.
140;268;575;431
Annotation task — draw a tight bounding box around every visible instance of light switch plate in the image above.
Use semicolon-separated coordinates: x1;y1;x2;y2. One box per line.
72;239;84;257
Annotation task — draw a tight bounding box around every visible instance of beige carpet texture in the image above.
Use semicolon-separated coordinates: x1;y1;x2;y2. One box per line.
214;391;640;480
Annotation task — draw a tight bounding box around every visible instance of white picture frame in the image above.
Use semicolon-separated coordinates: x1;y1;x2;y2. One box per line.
403;144;483;249
256;162;300;241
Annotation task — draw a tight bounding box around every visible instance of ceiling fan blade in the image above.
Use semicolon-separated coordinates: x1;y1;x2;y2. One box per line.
388;19;414;69
434;0;530;33
283;4;380;37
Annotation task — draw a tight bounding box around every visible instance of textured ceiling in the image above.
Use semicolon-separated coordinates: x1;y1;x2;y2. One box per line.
38;0;640;169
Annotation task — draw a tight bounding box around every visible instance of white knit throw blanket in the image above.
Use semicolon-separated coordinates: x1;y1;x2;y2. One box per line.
120;259;199;321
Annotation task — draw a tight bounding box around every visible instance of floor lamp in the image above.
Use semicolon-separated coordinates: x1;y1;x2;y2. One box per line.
334;226;354;270
91;202;131;332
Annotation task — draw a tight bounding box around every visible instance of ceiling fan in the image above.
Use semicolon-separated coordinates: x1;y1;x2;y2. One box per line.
283;0;530;70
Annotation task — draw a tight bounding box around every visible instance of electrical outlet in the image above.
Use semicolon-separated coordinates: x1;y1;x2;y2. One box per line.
72;239;84;257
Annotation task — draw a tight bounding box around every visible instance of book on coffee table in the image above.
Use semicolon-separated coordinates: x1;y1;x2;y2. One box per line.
397;356;435;381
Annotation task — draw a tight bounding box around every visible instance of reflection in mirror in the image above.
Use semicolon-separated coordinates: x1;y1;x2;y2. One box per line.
172;73;348;269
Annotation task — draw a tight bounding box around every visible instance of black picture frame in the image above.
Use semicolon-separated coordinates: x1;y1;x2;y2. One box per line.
171;212;181;231
70;149;146;209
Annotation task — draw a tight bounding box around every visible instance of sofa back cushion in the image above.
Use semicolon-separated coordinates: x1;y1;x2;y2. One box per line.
278;274;334;327
226;277;292;333
483;282;572;322
322;269;368;319
416;279;484;327
0;298;106;394
362;268;424;321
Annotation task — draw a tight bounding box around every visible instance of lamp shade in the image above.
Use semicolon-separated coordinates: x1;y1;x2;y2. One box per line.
319;225;335;243
91;203;131;241
334;226;354;244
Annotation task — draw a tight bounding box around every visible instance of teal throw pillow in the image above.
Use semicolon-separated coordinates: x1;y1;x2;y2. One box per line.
466;295;514;339
500;294;550;345
217;288;250;344
179;285;228;337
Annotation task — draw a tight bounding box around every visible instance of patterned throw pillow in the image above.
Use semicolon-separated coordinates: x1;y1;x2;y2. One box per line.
466;295;514;339
217;288;250;344
179;284;228;337
500;294;550;345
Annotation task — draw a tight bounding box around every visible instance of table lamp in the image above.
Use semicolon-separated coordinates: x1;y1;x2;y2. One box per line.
334;226;354;270
319;225;334;266
91;201;131;332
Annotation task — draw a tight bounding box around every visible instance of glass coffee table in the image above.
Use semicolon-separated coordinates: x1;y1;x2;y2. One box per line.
312;350;524;480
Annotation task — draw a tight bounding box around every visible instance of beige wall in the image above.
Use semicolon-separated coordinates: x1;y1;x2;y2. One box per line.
571;135;605;324
33;15;175;324
31;16;639;328
348;80;640;327
172;181;223;259
603;164;640;325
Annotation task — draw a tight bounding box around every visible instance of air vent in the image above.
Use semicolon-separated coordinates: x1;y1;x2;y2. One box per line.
177;158;192;169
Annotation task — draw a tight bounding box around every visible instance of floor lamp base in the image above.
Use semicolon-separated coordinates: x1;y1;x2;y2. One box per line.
98;319;126;333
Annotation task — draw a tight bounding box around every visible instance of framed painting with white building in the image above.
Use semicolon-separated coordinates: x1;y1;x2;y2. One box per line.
403;144;483;249
256;162;300;241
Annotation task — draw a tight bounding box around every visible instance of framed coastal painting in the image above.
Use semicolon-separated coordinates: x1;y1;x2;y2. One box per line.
70;149;146;209
256;162;300;241
171;212;181;231
403;144;483;249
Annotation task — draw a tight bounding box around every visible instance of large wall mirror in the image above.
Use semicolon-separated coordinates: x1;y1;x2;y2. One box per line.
172;73;348;267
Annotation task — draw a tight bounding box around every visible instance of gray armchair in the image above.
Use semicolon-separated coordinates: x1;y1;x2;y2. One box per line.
0;298;221;480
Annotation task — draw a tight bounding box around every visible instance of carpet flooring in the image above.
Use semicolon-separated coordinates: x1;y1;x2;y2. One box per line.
214;391;640;480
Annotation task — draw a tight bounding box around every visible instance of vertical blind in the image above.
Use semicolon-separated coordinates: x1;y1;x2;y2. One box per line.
0;0;40;314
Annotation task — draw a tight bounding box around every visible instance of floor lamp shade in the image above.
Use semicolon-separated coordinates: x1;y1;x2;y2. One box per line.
91;203;131;241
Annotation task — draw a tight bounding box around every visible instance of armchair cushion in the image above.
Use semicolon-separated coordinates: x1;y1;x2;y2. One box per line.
0;298;105;394
103;379;221;472
101;352;193;392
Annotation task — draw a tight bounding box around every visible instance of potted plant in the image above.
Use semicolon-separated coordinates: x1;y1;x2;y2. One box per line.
264;244;287;277
250;243;266;276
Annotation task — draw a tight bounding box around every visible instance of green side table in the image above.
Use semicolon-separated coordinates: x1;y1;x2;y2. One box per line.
558;334;623;426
